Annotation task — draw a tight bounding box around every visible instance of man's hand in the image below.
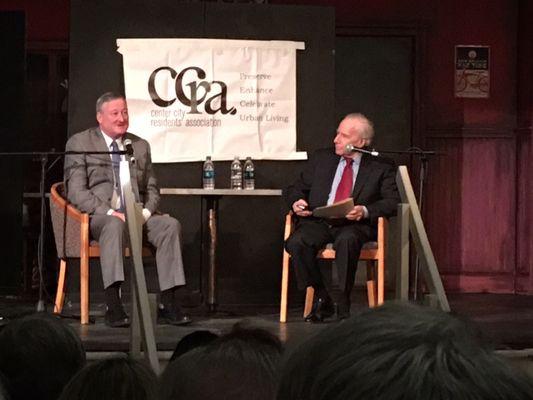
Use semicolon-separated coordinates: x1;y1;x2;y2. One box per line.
345;205;366;221
292;199;312;217
142;208;152;225
111;211;125;222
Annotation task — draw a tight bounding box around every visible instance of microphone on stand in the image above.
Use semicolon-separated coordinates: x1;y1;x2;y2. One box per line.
345;144;380;157
124;139;135;162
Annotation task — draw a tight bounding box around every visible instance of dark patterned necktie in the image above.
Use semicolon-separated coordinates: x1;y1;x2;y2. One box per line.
110;140;124;212
334;158;354;203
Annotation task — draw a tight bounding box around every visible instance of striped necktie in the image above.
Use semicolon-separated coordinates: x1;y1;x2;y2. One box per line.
110;140;124;212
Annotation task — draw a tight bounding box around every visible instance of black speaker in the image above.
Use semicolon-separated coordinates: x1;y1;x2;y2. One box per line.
0;11;25;292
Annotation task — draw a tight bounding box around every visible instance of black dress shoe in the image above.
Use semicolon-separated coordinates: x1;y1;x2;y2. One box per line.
104;305;130;328
157;306;192;326
304;297;335;323
335;301;351;321
304;311;317;322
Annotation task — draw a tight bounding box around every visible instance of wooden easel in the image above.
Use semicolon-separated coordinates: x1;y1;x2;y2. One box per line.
391;166;450;311
120;160;160;374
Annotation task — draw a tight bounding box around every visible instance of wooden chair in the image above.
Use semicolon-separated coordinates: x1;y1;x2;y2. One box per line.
279;213;387;323
49;182;151;324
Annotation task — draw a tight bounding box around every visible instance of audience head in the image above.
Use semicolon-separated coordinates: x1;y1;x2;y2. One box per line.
277;302;533;400
0;313;86;400
169;330;219;362
0;371;10;400
58;356;158;400
161;323;283;400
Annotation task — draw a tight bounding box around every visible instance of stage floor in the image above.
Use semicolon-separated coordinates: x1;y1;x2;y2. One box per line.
1;293;532;353
1;292;532;376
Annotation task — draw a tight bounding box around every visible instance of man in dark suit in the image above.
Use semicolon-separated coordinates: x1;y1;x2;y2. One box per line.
284;113;400;322
64;92;191;327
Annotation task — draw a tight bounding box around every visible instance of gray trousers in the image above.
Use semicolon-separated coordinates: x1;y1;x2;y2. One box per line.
90;214;186;291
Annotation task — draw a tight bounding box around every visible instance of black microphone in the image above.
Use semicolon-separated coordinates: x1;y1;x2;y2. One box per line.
124;139;134;156
345;144;379;156
123;139;135;163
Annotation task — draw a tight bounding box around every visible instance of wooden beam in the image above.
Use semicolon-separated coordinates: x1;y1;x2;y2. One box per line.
390;203;410;301
396;166;450;311
121;161;160;374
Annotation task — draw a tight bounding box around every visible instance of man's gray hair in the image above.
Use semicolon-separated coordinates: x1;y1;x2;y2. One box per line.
345;113;374;141
96;92;125;113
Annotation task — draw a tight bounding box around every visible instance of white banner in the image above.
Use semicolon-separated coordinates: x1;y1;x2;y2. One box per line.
117;38;307;163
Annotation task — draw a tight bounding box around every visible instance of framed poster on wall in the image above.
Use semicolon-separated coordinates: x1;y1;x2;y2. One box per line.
454;45;490;98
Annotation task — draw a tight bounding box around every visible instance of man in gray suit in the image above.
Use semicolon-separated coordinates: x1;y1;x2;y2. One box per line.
64;92;191;327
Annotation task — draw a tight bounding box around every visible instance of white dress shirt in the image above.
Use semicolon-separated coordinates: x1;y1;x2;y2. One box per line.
99;130;151;222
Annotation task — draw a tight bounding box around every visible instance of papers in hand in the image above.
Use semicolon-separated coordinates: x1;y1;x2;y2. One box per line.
312;198;354;219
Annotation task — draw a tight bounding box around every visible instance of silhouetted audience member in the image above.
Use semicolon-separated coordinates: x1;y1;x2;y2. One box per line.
58;356;158;400
161;324;283;400
169;330;219;362
277;302;533;400
0;313;86;400
0;371;10;400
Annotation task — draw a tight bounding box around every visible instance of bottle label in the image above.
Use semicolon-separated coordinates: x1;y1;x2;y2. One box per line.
203;171;214;178
244;171;254;179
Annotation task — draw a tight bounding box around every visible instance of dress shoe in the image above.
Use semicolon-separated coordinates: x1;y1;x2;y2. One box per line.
157;305;192;326
104;305;130;328
335;301;351;321
304;297;335;323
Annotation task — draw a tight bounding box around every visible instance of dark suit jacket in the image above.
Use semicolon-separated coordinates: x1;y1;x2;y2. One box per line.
64;127;160;215
283;148;400;228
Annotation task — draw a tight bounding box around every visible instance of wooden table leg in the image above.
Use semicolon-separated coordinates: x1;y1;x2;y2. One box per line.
206;197;219;312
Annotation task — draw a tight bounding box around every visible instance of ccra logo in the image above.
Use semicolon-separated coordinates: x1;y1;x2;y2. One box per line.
147;66;237;115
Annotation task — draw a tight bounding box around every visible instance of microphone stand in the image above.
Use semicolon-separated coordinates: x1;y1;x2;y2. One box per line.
364;147;438;301
0;149;128;314
412;148;429;301
36;153;48;312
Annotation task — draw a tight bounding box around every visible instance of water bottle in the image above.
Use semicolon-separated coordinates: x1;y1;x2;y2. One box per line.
202;156;215;189
243;157;255;190
230;156;242;189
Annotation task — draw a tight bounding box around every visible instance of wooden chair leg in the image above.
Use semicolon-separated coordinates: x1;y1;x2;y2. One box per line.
54;259;67;314
80;248;89;325
366;261;377;308
80;214;91;325
377;254;385;305
376;216;386;306
280;250;290;323
280;212;294;323
80;255;90;325
366;281;376;308
303;287;314;318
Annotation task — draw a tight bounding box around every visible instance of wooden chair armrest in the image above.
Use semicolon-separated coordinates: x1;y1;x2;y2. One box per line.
283;211;293;241
50;182;90;258
50;182;88;223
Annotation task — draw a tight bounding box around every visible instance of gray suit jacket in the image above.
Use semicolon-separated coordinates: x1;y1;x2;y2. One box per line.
64;127;160;215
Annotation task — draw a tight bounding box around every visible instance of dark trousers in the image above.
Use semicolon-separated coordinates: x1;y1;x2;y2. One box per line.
285;218;376;296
